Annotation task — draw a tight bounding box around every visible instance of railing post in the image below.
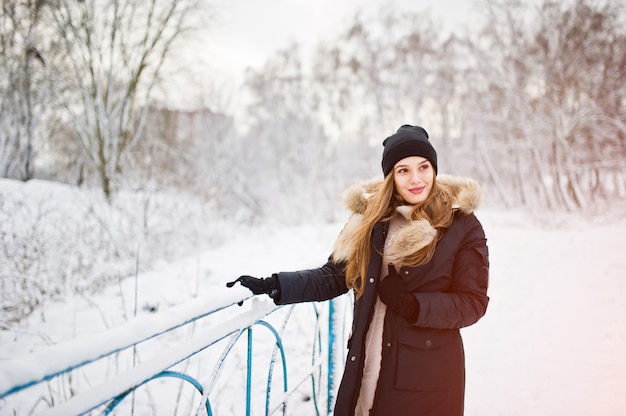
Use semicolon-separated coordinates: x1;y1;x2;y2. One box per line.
327;299;336;416
247;327;253;416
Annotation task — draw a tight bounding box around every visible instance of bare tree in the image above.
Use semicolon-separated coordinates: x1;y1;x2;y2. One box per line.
458;0;548;208
460;0;626;210
530;0;626;209
242;44;344;222
309;9;443;144
43;0;201;200
0;0;51;180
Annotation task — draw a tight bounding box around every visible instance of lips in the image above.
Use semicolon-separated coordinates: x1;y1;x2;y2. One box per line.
409;186;425;194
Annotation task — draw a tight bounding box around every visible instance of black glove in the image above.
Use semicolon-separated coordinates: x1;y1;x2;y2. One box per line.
378;264;420;321
226;275;281;300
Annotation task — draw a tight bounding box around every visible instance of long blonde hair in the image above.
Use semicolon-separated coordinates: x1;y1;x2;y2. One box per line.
344;174;455;298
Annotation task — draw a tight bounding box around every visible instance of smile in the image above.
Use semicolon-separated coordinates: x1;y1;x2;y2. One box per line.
409;187;425;194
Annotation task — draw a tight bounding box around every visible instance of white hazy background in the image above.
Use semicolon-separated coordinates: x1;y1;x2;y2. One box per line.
206;0;472;72
169;0;477;112
1;0;625;415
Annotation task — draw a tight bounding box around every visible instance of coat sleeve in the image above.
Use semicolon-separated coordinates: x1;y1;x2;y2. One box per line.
413;215;490;329
274;258;349;305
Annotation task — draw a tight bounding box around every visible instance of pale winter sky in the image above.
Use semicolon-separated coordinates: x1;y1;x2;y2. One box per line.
207;0;474;72
168;0;477;109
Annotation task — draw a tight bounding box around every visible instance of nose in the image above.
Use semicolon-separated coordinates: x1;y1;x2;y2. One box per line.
409;170;421;184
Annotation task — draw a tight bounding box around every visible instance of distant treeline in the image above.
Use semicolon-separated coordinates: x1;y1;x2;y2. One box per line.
1;0;625;219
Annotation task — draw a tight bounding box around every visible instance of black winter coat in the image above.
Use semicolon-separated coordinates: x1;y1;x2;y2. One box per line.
276;210;489;416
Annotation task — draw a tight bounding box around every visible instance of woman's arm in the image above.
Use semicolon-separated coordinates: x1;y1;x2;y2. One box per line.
413;216;490;329
275;259;349;304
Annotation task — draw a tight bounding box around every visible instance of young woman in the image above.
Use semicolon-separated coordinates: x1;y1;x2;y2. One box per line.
227;125;490;416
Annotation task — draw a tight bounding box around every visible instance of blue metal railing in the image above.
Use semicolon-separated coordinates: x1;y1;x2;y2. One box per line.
0;287;352;415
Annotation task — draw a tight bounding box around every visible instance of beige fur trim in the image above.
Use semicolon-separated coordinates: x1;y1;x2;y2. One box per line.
437;174;484;214
343;178;383;214
332;213;363;262
388;219;437;260
342;174;484;215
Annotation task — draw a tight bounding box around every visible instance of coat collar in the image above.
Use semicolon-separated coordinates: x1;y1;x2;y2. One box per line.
343;174;483;216
332;175;483;263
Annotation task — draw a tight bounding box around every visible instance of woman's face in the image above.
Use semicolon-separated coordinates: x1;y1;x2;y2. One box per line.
392;156;434;205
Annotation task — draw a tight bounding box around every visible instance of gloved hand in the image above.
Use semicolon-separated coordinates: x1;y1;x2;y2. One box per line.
226;275;281;300
378;264;420;321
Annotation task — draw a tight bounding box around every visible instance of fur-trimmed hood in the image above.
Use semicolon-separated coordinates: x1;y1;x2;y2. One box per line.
332;174;484;263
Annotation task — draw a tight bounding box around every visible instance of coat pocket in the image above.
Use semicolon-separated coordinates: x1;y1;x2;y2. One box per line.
395;328;464;392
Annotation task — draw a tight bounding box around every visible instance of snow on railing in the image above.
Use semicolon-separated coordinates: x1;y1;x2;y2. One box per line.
0;286;352;415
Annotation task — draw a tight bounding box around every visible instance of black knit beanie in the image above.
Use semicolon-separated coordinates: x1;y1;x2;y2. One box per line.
381;125;438;176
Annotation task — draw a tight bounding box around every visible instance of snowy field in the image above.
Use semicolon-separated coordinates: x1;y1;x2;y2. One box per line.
1;201;626;415
462;209;626;415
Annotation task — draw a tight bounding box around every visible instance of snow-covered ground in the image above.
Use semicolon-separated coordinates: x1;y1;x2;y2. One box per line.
463;209;626;415
1;202;626;415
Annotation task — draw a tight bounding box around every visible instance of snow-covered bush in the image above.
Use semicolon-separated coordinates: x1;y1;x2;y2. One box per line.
0;179;229;327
